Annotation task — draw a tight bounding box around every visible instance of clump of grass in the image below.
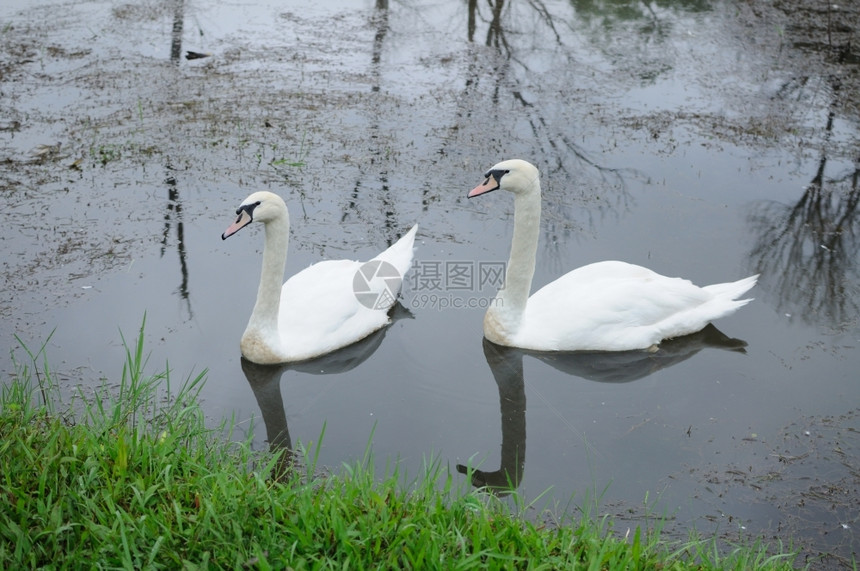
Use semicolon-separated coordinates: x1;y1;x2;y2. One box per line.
0;320;800;569
90;143;122;165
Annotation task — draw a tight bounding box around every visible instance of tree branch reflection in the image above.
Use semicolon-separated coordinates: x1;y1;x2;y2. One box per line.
459;0;642;238
161;0;192;319
341;0;398;244
747;70;860;329
160;168;192;318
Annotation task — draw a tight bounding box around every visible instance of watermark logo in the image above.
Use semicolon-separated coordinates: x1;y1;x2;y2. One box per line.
353;260;403;310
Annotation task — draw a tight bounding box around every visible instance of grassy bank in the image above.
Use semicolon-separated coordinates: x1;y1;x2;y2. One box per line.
1;326;798;569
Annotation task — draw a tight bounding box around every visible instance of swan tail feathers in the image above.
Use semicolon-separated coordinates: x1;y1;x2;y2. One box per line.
374;224;418;277
655;275;758;339
703;274;759;302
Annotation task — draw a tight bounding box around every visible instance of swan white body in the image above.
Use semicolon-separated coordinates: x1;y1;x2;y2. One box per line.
467;159;757;352
223;191;417;364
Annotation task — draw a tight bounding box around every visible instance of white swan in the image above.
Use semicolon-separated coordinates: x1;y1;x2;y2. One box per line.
467;159;758;352
222;191;417;364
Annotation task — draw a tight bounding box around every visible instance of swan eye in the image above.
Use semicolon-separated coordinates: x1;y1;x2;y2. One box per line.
487;169;509;183
235;200;262;220
482;169;509;185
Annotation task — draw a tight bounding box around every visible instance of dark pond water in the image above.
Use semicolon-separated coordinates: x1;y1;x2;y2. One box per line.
2;0;858;565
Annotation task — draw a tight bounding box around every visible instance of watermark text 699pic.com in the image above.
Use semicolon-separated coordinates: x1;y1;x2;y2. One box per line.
411;293;502;310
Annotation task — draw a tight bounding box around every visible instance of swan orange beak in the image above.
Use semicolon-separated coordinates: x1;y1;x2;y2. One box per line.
222;209;253;240
467;173;501;198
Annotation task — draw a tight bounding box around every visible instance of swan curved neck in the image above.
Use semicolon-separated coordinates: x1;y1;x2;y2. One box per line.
487;180;540;341
502;189;540;310
249;217;289;334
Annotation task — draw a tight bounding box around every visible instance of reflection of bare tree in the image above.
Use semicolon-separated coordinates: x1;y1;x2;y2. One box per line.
341;0;397;244
170;0;184;64
454;0;641;254
747;71;860;329
464;0;627;182
160;0;193;319
160;168;191;316
748;165;859;328
457;325;747;495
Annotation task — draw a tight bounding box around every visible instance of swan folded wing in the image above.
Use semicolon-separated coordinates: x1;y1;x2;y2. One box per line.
519;262;720;351
277;260;391;360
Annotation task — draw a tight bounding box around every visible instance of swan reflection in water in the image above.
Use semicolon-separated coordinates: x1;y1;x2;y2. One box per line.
241;308;408;481
457;324;747;495
242;304;745;491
